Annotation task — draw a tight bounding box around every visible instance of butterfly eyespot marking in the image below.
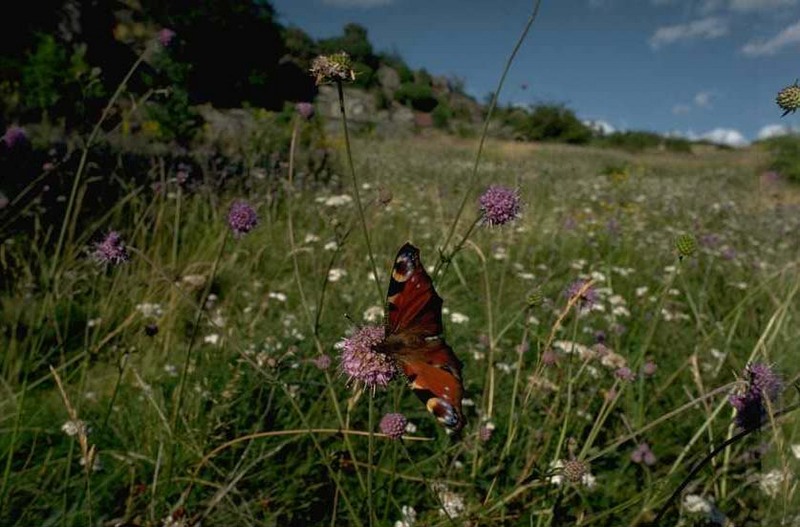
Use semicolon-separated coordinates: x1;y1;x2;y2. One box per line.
427;398;459;428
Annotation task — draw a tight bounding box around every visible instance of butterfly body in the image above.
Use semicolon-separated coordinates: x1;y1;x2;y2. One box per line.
376;243;465;431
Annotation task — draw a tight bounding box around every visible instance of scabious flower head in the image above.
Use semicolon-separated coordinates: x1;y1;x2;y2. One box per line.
157;28;176;47
642;360;658;377
312;354;332;370
541;348;559;366
227;200;258;237
478;185;522;226
729;362;782;430
92;231;129;265
338;325;396;390
295;102;315;120
565;279;597;310
2;125;27;148
379;412;407;439
615;366;636;382
309;52;356;85
631;442;656;466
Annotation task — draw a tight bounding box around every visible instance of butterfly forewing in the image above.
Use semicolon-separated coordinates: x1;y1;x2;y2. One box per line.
385;243;444;337
383;242;465;432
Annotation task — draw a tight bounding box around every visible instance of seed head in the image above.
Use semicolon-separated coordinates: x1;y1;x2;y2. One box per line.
310;53;356;85
379;412;407;439
562;459;589;484
227;200;259;237
478;185;522;226
675;233;697;260
92;231;129;265
338;325;396;390
776;81;800;117
526;287;544;308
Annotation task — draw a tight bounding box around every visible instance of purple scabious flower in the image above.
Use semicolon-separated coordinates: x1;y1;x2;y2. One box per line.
92;231;129;265
729;362;782;430
631;442;656;466
379;412;407;439
295;102;315;120
227;200;259;237
157;28;176;47
615;367;636;382
2;126;27;148
312;354;332;370
642;360;658;377
338;325;396;390
565;279;597;310
478;185;521;226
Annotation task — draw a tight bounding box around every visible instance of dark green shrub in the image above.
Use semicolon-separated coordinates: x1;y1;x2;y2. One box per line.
432;101;452;129
596;130;662;152
506;104;592;144
664;136;692;153
764;134;800;182
395;82;438;112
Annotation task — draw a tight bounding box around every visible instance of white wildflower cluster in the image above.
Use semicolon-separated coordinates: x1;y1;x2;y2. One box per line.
315;194;353;207
362;305;383;323
136;302;164;318
61;419;89;437
432;483;465;518
328;268;347;282
393;505;416;527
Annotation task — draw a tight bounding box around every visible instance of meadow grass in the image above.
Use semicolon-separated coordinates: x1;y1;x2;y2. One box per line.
1;108;799;527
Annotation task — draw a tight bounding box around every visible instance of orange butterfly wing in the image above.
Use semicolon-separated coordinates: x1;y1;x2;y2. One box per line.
382;243;464;431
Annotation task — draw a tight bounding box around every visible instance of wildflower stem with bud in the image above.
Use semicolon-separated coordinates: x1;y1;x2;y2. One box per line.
50;48;150;283
434;0;543;281
652;400;799;525
167;229;229;489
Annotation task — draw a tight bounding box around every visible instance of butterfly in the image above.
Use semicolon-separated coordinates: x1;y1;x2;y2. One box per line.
375;242;465;432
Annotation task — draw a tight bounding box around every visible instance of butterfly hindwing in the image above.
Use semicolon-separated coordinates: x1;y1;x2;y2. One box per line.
396;340;464;431
383;242;464;432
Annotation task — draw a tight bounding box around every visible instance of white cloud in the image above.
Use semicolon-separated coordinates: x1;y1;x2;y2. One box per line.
730;0;798;11
672;103;691;115
741;20;800;56
700;127;748;147
693;91;713;108
583;119;615;135
650;17;728;49
757;123;799;139
322;0;393;6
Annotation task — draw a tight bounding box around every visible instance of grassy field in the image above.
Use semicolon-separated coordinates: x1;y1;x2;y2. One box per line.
1;126;799;526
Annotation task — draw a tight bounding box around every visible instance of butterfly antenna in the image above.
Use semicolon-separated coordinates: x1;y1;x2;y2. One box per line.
343;313;356;325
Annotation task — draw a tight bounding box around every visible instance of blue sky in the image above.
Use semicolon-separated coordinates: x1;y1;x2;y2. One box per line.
271;0;800;145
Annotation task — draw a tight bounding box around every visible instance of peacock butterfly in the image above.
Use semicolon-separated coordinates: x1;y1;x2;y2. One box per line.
375;242;465;432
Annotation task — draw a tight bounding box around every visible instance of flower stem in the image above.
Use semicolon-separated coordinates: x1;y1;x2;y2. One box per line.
652;402;799;524
435;0;543;278
335;80;383;304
